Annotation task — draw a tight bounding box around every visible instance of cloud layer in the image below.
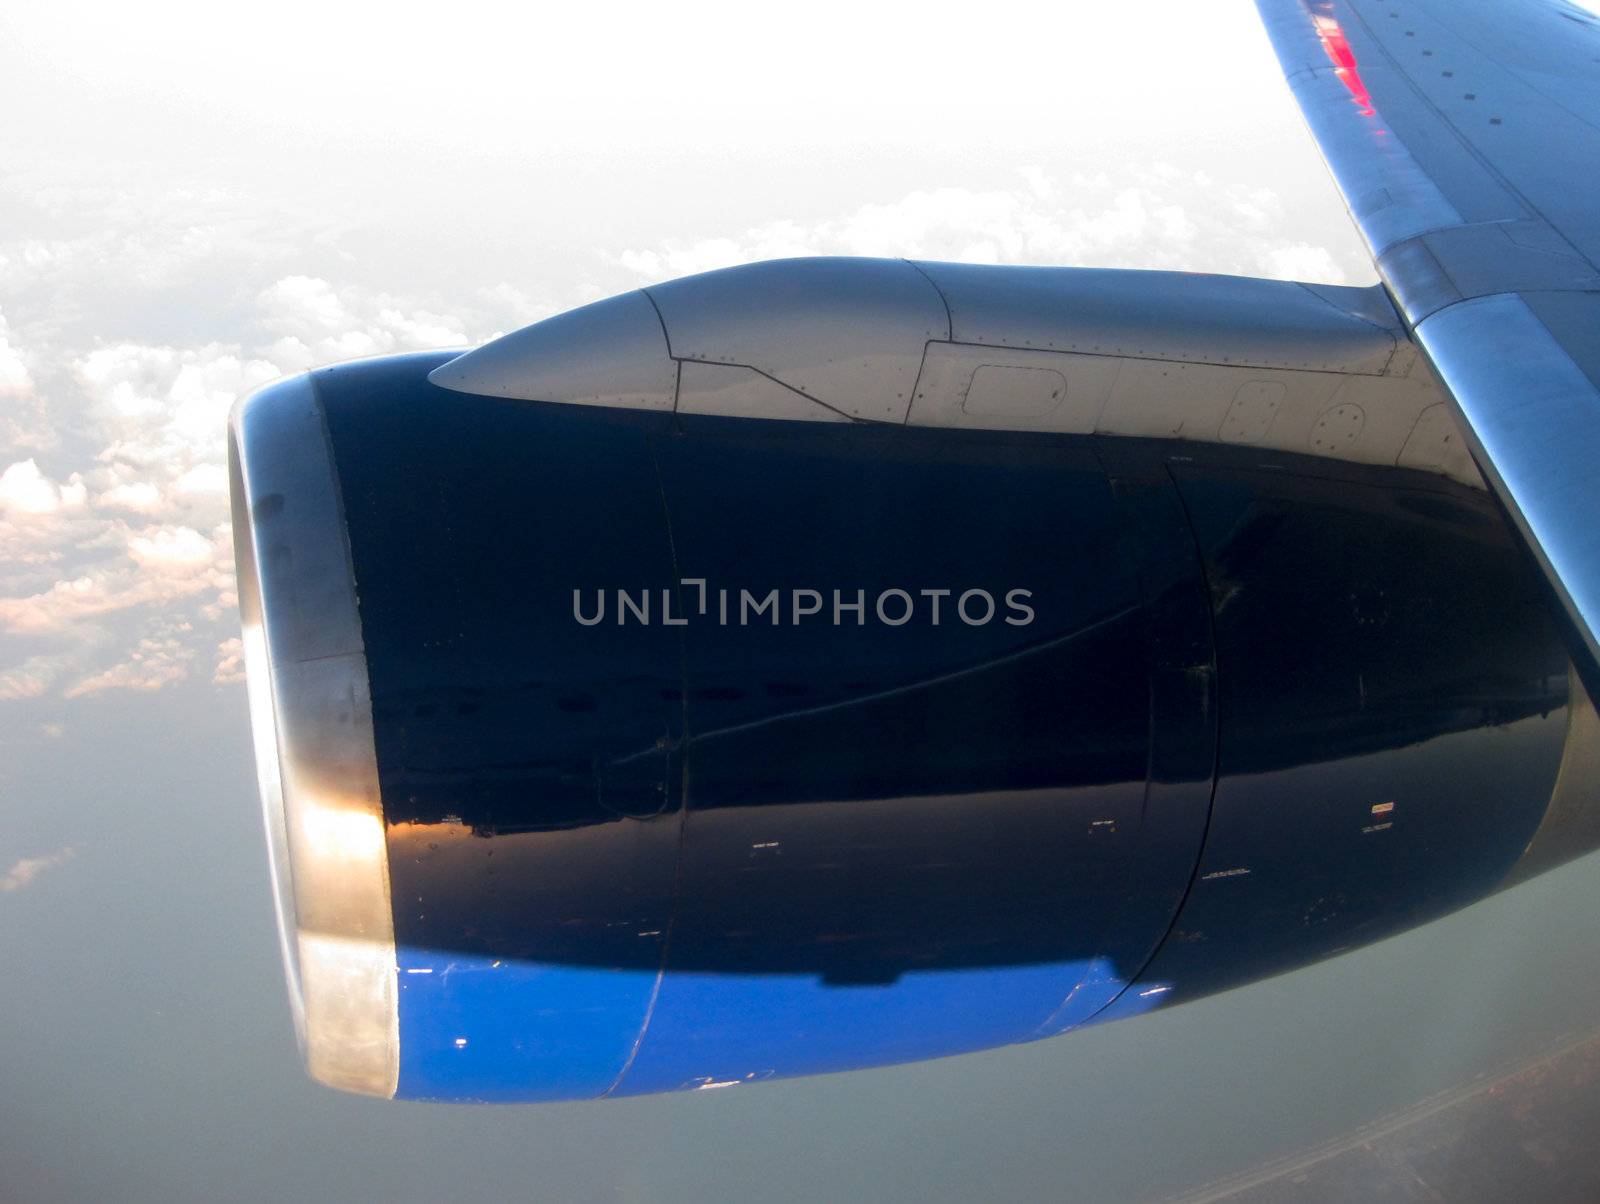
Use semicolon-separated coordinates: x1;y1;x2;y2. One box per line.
610;166;1364;286
0;262;499;705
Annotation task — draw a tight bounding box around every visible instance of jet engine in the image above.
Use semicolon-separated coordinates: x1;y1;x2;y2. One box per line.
231;257;1593;1101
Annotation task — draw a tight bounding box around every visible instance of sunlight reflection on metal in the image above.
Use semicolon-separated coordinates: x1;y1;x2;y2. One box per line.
234;591;304;1049
296;799;387;867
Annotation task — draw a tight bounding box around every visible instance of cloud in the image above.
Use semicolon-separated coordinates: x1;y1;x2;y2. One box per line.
1;846;78;893
0;311;54;453
127;524;214;573
610;165;1369;285
1262;243;1346;284
76;341;280;477
257;275;473;373
0;649;80;700
0;576;142;633
94;480;165;514
0;459;82;515
213;636;244;684
0;528;232;635
0;268;495;700
63;632;193;698
0;307;33;398
173;463;227;496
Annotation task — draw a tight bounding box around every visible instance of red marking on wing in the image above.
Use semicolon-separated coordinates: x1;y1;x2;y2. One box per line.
1313;14;1376;116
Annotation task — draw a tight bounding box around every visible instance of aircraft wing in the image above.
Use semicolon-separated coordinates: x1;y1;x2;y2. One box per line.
1257;0;1600;686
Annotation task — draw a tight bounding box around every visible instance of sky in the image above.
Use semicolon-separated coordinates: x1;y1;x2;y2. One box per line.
7;3;1600;1201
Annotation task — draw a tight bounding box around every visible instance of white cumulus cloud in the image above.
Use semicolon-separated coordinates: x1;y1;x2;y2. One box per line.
0;307;33;398
213;636;244;685
127;525;214;573
63;624;195;698
257;275;472;373
0;460;72;515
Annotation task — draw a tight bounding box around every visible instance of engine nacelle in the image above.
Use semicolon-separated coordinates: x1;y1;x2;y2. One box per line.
231;259;1591;1102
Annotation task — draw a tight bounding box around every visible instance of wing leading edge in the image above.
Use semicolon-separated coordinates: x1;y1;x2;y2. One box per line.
1256;0;1600;690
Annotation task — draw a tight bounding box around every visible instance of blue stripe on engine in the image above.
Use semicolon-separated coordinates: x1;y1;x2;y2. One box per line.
394;946;659;1103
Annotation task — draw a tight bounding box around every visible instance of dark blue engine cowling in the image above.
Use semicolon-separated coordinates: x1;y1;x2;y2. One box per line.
236;351;1578;1102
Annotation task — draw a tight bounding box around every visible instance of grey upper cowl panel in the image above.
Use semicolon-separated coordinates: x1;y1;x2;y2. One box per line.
429;257;1404;424
426;255;1468;484
429;257;946;422
645;257;948;421
913;261;1400;374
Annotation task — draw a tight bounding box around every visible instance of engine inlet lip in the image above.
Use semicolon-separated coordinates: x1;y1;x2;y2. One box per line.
229;370;399;1099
